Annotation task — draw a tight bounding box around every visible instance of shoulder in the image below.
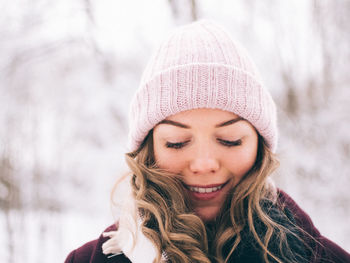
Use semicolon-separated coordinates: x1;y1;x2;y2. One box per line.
276;189;350;263
65;239;99;263
64;224;131;263
276;189;319;236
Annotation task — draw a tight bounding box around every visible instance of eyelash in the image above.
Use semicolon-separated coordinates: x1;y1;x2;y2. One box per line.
217;138;242;147
165;139;242;149
165;140;190;149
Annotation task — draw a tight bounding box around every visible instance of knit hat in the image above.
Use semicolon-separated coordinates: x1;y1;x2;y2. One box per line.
128;20;278;152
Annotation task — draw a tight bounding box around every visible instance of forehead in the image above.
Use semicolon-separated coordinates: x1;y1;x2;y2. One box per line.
154;108;258;134
153;108;258;140
167;108;240;122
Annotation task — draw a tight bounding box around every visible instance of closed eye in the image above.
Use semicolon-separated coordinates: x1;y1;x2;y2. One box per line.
165;140;190;149
217;138;242;147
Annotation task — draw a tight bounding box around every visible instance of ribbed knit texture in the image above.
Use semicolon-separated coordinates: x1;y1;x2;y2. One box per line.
128;20;278;152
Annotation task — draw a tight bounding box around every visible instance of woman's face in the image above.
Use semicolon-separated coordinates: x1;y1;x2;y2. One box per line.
153;108;259;222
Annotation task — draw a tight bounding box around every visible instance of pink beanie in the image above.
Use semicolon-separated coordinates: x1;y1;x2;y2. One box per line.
128;20;278;152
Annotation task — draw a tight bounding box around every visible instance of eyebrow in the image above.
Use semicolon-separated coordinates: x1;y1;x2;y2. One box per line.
215;117;244;127
157;117;243;129
158;119;190;128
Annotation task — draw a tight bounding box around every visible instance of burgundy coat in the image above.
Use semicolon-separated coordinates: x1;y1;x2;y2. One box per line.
65;190;350;263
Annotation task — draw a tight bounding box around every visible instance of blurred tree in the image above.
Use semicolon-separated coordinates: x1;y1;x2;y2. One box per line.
168;0;198;22
0;152;21;263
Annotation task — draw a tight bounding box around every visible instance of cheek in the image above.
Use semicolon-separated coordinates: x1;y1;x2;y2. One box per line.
154;145;186;174
226;148;257;179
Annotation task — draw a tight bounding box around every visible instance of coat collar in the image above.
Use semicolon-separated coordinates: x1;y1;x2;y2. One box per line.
102;176;166;263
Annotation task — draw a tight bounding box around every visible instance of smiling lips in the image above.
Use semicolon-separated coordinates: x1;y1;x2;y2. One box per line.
188;185;223;193
185;182;228;201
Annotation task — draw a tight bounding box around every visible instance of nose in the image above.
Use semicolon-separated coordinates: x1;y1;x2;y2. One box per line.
189;153;220;175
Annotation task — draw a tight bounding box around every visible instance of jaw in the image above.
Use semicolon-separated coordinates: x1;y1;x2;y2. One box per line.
194;205;222;222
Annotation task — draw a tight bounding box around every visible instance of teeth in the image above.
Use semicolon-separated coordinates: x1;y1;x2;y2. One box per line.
189;185;223;193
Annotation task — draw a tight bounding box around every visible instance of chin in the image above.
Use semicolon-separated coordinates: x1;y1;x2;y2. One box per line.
196;208;220;222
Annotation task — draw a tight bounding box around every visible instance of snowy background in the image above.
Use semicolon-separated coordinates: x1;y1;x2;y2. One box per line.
1;0;349;262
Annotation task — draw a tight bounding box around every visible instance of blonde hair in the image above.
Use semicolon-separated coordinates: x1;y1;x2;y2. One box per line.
115;131;308;263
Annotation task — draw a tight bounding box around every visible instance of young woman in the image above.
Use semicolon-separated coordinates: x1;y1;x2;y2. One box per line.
65;20;350;263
